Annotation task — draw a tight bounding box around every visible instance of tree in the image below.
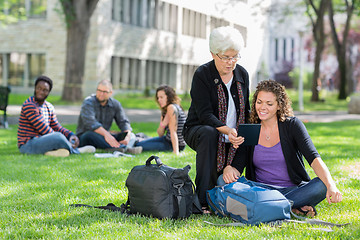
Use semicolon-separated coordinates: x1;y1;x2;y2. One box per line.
305;0;330;102
328;0;359;99
0;0;27;25
59;0;99;101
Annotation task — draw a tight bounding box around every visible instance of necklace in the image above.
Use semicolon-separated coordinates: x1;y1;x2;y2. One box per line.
263;123;277;141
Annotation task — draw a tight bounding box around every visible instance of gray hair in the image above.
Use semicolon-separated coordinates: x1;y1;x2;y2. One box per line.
97;79;113;92
209;26;244;54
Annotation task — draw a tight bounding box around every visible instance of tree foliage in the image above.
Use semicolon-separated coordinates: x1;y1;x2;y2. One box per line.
0;0;27;25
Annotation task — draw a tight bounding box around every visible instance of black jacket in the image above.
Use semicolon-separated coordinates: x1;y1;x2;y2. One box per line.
184;60;250;129
245;117;320;185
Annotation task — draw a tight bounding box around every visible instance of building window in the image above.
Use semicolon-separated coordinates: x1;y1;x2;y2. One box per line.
28;53;46;86
111;56;198;92
181;64;198;92
8;53;26;87
1;0;46;19
183;8;206;38
234;24;247;47
111;56;177;90
210;17;230;32
112;0;177;33
0;53;45;87
27;0;47;18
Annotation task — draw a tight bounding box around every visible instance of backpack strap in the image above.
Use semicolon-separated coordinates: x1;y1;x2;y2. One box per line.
173;182;187;218
287;211;350;228
70;203;124;212
192;193;203;214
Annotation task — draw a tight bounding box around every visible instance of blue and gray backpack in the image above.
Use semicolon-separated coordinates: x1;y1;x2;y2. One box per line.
206;176;291;225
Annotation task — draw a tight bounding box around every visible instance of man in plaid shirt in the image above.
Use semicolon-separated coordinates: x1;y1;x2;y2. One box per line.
17;75;95;157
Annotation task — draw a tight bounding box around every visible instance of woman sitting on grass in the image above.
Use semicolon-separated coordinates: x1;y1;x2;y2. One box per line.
135;85;186;155
244;80;342;216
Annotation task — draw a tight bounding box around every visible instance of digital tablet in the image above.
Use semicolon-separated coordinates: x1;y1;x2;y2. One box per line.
115;132;128;141
237;124;261;146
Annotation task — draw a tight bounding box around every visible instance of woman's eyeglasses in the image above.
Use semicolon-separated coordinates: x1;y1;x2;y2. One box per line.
216;53;241;63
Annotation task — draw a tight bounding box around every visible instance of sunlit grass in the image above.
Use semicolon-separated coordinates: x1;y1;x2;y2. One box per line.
0;120;359;239
7;89;350;112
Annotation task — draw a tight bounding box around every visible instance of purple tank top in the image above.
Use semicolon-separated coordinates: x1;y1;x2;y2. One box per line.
253;142;295;187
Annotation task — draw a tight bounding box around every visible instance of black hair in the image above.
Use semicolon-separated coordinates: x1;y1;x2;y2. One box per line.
35;75;53;91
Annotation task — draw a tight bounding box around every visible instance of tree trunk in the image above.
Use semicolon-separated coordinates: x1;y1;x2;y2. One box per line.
328;0;355;100
61;20;89;101
306;0;329;102
60;0;99;102
337;49;347;99
311;30;323;102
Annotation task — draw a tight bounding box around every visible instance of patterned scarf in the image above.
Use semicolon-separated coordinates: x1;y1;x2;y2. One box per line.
216;80;245;172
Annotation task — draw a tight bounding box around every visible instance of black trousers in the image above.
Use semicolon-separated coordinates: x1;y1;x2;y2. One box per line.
184;125;220;207
184;125;247;207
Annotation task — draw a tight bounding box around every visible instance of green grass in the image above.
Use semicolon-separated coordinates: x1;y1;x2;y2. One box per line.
1;121;359;239
287;90;349;112
7;92;192;110
7;89;349;112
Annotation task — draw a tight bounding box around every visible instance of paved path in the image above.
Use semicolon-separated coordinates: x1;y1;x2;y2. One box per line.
5;105;360;125
6;105;161;125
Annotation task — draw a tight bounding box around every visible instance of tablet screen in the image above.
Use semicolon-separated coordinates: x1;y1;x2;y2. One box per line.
115;132;128;141
237;124;261;146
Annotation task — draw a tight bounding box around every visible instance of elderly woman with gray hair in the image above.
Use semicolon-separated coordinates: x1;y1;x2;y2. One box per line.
183;26;250;211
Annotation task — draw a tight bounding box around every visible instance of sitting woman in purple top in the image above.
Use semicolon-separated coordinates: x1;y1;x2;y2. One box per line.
244;80;342;217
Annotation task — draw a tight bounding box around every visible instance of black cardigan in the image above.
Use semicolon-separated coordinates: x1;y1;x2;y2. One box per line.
245;117;321;185
184;60;250;129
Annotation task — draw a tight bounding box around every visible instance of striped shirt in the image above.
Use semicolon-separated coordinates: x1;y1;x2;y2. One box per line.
165;104;186;147
17;96;74;147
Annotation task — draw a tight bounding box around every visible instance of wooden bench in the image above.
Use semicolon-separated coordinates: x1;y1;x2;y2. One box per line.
0;86;11;128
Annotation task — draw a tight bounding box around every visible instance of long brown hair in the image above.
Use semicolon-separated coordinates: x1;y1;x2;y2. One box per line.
156;85;182;117
250;80;294;123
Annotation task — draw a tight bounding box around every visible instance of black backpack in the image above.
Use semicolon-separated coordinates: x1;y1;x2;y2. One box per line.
122;155;201;218
71;155;202;218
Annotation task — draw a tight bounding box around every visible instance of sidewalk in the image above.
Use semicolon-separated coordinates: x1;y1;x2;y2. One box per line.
6;105;161;125
6;105;360;125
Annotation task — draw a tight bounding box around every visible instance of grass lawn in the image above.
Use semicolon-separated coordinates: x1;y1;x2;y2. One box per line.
0;121;359;239
7;89;350;112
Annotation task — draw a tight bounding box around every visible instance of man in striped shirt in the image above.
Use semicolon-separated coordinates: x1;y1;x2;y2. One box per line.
17;75;95;157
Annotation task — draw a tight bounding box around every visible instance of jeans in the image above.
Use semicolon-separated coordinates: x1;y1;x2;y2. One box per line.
78;131;136;149
135;136;185;152
19;132;79;154
217;175;327;209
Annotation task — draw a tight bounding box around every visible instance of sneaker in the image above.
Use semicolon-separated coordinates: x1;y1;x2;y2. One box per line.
104;147;126;153
126;146;143;154
44;148;70;157
78;145;96;154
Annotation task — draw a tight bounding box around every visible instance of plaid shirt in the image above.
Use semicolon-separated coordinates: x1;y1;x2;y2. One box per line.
17;96;74;147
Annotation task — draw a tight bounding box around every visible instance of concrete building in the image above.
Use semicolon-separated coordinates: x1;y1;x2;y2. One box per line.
0;0;290;96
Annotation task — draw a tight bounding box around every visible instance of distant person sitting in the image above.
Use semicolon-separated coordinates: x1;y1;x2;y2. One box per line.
76;80;142;154
17;75;95;157
135;85;186;155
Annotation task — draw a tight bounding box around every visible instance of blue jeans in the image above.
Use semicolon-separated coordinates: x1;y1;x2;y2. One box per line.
19;132;79;154
217;175;327;209
78;131;136;149
135;136;185;152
